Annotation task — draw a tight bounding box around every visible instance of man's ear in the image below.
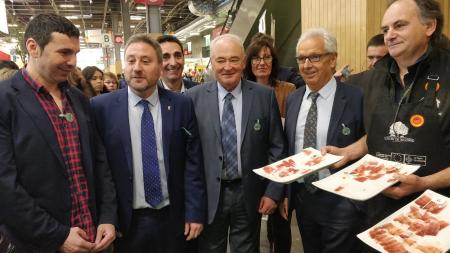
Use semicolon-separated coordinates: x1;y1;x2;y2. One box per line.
26;38;40;58
425;18;437;38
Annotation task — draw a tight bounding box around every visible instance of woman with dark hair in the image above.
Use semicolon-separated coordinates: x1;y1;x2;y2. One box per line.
82;66;104;96
244;40;296;118
68;68;96;98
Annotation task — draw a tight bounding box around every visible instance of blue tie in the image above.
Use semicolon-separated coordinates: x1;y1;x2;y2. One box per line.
139;100;163;206
303;92;320;193
221;93;239;180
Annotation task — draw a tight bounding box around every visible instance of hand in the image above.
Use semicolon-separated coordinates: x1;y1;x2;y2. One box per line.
258;196;277;215
184;223;203;241
321;135;367;169
59;227;95;253
91;224;116;252
278;198;289;220
383;174;426;200
321;146;351;169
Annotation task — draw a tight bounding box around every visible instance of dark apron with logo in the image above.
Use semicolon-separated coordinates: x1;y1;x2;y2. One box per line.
366;75;450;226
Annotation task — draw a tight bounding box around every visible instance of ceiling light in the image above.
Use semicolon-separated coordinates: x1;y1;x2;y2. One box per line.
11;38;18;43
190;32;200;36
136;6;146;10
204;25;215;29
8;24;18;27
130;16;144;21
130;25;136;28
60;4;75;8
75;24;81;28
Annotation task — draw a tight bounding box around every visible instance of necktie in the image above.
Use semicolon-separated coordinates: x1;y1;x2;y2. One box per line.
139;100;163;206
221;93;239;180
303;92;320;193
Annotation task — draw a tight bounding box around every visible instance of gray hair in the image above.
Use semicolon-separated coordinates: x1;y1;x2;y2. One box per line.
210;33;245;58
296;28;337;55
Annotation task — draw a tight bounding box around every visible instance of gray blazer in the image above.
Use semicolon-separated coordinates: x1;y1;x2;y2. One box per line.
186;79;286;225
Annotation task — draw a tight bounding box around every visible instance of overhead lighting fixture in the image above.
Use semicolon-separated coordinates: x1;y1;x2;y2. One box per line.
60;4;75;8
11;38;18;43
130;15;144;21
190;32;200;36
65;14;92;20
136;6;146;10
204;25;216;29
75;24;80;28
8;23;18;27
130;25;136;28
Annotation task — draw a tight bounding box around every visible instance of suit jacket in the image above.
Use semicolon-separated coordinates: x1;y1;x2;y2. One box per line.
0;72;117;252
285;80;365;203
186;80;286;225
90;86;206;235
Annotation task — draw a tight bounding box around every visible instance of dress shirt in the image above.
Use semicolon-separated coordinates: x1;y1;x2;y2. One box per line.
128;87;169;209
295;77;337;181
217;81;243;177
161;79;186;94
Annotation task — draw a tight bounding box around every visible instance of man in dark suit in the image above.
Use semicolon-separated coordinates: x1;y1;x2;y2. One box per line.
157;35;198;93
0;14;117;253
91;34;206;253
186;34;286;253
285;28;365;253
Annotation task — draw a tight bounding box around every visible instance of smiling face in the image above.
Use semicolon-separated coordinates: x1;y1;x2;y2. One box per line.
124;41;162;98
251;46;272;83
26;32;79;86
160;41;184;84
381;0;435;65
211;37;245;91
297;36;336;91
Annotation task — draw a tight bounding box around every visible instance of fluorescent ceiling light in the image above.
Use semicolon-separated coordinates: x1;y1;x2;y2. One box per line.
130;15;144;21
190;32;200;36
60;4;75;8
136;6;146;10
8;23;18;27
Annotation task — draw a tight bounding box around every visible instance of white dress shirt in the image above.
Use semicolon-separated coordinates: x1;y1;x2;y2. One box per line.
128;87;170;209
217;81;243;177
161;79;186;94
295;77;337;181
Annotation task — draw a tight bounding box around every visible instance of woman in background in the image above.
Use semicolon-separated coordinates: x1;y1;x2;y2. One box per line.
68;68;96;98
103;72;119;92
82;66;104;96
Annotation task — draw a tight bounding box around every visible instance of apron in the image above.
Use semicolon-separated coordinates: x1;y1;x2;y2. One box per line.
366;73;450;226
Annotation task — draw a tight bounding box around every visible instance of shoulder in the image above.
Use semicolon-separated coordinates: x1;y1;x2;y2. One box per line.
91;88;125;106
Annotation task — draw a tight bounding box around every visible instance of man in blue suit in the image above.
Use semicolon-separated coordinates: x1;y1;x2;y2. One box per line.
91;34;206;253
285;28;365;253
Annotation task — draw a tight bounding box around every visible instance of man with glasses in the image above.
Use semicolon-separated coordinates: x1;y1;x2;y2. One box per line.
186;34;285;253
285;28;365;252
324;0;450;232
157;35;198;93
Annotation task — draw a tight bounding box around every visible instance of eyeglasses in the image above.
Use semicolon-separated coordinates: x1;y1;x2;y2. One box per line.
104;81;117;84
295;53;331;64
251;56;273;65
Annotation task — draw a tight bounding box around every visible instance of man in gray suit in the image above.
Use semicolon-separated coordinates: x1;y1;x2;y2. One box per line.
186;34;286;253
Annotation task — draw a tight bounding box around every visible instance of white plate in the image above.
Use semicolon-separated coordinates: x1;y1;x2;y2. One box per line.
312;154;420;201
253;147;343;184
357;190;450;253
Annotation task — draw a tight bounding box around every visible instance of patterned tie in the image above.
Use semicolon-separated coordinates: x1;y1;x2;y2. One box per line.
221;93;239;180
303;92;320;193
139;100;163;206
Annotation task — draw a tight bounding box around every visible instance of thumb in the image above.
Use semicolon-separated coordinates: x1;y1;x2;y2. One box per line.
76;227;89;241
184;223;189;236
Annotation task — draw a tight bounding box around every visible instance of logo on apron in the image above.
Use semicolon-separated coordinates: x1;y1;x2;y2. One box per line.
384;121;415;143
410;114;425;128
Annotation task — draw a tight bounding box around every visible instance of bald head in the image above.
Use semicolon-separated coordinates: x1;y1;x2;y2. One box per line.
210;34;245;59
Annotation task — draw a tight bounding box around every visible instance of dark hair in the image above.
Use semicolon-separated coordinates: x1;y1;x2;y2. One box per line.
0;60;19;70
243;39;279;87
124;33;163;63
388;0;443;43
24;13;80;51
68;68;96;98
367;34;385;48
250;32;275;46
157;35;184;52
81;66;103;83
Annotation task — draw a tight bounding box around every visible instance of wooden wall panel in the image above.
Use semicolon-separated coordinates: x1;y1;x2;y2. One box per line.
438;0;450;37
301;0;367;72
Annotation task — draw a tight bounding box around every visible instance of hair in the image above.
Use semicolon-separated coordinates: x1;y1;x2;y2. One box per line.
367;34;385;49
157;35;184;52
210;34;245;58
243;39;279;87
0;60;19;70
0;68;17;81
296;28;337;55
82;66;103;83
68;68;96;98
124;33;163;63
103;72;119;89
24;13;80;51
388;0;443;43
250;32;275;46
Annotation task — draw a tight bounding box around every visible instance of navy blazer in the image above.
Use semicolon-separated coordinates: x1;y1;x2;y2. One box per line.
0;72;117;252
91;86;206;235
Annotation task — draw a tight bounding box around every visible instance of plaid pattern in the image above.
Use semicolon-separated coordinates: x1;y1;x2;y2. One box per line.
22;70;95;242
221;93;239;180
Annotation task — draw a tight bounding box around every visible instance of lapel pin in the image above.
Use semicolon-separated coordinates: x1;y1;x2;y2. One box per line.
254;119;261;131
58;113;74;122
341;123;350;136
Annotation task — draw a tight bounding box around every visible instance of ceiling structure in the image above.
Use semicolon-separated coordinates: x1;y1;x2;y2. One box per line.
2;0;199;39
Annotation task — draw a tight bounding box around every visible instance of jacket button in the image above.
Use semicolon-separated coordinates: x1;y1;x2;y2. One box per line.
219;156;223;161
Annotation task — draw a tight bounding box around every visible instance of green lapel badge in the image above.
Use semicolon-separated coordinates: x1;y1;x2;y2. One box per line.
254;119;261;131
342;123;350;136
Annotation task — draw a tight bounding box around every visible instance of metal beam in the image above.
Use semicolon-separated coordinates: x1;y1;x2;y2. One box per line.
101;0;109;32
